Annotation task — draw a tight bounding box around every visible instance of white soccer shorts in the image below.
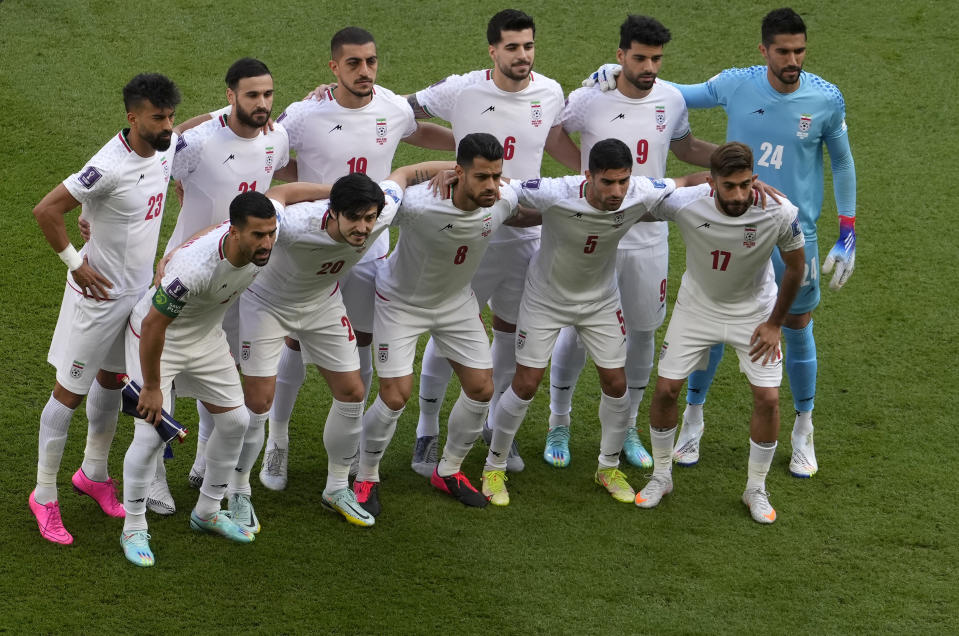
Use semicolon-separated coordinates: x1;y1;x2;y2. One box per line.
656;303;783;388
616;241;668;331
47;282;138;394
339;256;384;334
372;291;491;378
514;288;627;369
238;288;360;377
470;236;539;325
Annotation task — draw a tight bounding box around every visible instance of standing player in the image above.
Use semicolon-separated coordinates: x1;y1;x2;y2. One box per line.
543;15;717;471
146;57;289;513
238;162;449;528
354;134;519;514
260;26;455;491
634;142;805;523
481;139;702;506
120;192;277;567
409;9;578;477
29;74;180;545
590;8;857;475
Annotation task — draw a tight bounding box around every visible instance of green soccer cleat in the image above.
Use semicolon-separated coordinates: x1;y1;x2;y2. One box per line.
189;510;255;543
594;467;635;503
481;469;510;506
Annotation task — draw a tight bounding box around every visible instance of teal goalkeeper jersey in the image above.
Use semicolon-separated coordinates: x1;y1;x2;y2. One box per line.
675;66;854;237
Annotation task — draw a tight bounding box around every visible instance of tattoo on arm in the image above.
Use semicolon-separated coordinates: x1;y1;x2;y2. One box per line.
409;169;430;185
407;94;430;119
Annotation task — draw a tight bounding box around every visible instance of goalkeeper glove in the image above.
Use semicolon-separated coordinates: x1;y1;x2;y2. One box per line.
822;215;856;290
582;63;622;91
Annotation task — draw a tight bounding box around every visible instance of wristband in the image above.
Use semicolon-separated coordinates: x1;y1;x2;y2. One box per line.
58;244;83;271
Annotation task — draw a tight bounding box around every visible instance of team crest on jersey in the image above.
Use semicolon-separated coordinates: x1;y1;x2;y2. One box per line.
378;344;389;363
659;341;669;360
744;226;757;248
516;330;527;350
265;146;275;174
376;118;387;145
78;166;102;189
481;214;493;237
655;105;666;132
161;158;170;181
530;101;542;127
612;212;625;228
70;360;85;379
240;341;251;361
797;114;812;139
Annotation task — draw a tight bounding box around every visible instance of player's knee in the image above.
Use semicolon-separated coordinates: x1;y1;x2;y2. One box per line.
464;381;494;403
599;376;627;398
52;382;84;409
653;378;682;404
378;381;411;411
332;381;366;403
95;369;124;390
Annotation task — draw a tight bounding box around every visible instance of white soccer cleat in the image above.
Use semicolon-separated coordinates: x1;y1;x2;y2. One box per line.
673;413;705;466
742;488;777;524
146;460;175;516
259;442;289;491
635;475;673;508
789;430;818;478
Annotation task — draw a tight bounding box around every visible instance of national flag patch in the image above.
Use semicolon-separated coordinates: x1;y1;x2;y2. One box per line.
240;341;251;361
378;344;389;363
530;101;543;127
70;360;85;379
516;330;527;350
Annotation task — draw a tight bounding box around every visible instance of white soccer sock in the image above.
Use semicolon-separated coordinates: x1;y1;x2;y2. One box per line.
439;390;489;476
485;387;531;471
549;327;587;418
323;399;364;493
684;403;705;426
793;410;813;437
80;379;121;482
35;394;75;504
598;391;631;468
649;426;677;479
357;395;405;483
228;408;267;497
195;407;249;518
489;329;517;430
417;338;453;436
192;401;214;472
122;420;164;532
746;439;778;492
358;345;374;405
625;329;656;423
269;344;306;446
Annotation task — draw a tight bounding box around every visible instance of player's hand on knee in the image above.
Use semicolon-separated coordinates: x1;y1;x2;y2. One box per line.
72;257;113;300
582;64;621;91
78;216;91;243
822;215;856;290
304;84;337;101
749;322;782;365
753;180;784;207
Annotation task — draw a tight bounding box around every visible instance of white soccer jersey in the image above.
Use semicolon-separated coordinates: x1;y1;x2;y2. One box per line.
562;81;690;249
277;85;416;261
650;184;805;319
166;114;290;251
513;175;676;304
130;222;262;343
376;182;519;308
63;130;176;298
249;181;402;308
416;69;564;242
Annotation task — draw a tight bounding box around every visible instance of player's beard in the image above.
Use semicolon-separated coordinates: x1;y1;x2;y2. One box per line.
625;69;657;92
497;59;533;82
343;78;374;100
144;129;173;151
772;63;802;86
251;248;272;267
715;190;751;217
235;102;271;129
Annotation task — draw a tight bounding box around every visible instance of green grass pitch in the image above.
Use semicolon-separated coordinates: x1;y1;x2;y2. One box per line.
0;1;956;633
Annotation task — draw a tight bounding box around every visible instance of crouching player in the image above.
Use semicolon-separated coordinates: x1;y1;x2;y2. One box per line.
120;191;277;566
635;142;804;523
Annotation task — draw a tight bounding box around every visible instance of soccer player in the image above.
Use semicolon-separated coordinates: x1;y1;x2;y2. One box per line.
260;26;456;491
120;191;277;567
634;142;805;524
146;57;290;514
354;133;520;514
481;138;704;506
543;15;717;472
238;162;449;527
409;9;578;477
589;8;857;475
29;73;180;545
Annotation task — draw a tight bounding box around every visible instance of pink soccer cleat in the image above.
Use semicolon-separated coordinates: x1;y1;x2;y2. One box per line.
72;468;125;518
29;491;74;545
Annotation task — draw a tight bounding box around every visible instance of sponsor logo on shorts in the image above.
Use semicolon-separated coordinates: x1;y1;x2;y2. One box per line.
78;166;102;189
166;277;188;300
744;226;757;248
378;344;389;363
375;118;387;145
530;100;542;127
659;341;669;360
516;330;527;350
70;360;85;379
240;341;251;361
